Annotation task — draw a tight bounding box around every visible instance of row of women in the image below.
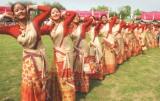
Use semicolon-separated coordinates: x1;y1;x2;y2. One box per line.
0;2;160;101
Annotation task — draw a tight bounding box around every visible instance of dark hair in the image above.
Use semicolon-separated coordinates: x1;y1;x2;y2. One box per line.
75;13;80;20
11;2;27;14
100;14;107;20
90;15;95;20
52;7;61;13
51;7;62;20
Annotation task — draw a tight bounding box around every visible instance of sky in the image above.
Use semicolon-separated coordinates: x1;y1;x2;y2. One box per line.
0;0;160;12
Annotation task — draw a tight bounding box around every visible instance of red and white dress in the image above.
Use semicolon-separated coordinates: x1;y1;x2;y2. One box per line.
87;21;104;80
71;17;92;93
112;22;123;65
139;24;148;51
115;20;126;64
41;11;76;101
98;21;110;75
132;24;142;56
123;24;132;58
103;16;117;74
0;6;51;101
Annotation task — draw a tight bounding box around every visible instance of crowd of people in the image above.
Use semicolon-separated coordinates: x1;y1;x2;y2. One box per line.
0;2;160;101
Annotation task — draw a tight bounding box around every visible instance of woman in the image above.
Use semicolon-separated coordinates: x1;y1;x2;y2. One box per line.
134;23;143;55
117;20;127;62
0;2;51;101
113;19;125;65
134;24;142;55
139;24;148;51
70;14;93;93
155;27;160;47
97;15;109;75
124;23;135;58
129;23;139;56
84;16;104;80
146;26;156;48
151;24;158;48
41;7;76;101
103;16;117;74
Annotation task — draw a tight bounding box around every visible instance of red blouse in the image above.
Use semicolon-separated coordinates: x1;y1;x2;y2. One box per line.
40;11;76;37
80;17;93;39
94;21;103;37
118;20;126;33
128;23;138;32
108;16;118;34
0;6;51;38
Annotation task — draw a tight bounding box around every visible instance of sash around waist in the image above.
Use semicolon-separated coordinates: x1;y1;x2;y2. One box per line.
23;48;46;58
54;47;73;55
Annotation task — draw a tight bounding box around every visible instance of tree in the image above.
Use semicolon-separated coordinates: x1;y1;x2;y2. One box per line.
118;10;127;19
90;5;108;11
118;5;131;19
44;2;66;10
133;9;141;16
110;11;118;17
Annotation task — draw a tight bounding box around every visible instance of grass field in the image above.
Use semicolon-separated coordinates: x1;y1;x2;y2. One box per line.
0;35;160;101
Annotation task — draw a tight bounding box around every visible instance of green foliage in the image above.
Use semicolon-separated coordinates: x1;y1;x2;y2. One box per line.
118;5;131;19
134;9;142;16
119;10;127;19
43;2;66;10
110;11;118;17
90;5;108;11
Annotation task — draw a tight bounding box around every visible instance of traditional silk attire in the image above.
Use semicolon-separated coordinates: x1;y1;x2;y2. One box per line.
71;17;93;93
129;23;139;56
123;24;129;58
118;21;127;62
0;6;51;101
113;21;125;65
41;11;76;101
138;24;148;51
103;16;117;74
133;27;142;56
98;21;109;75
151;26;158;48
79;20;103;80
146;28;155;48
88;21;104;80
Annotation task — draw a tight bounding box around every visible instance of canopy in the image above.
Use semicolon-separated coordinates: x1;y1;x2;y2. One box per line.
75;10;107;18
141;11;160;20
0;6;11;13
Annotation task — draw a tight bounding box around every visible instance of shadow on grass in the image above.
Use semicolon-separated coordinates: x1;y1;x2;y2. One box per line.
76;79;102;101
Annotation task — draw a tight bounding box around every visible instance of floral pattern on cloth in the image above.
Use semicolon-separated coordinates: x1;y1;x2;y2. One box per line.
21;49;48;101
54;47;75;101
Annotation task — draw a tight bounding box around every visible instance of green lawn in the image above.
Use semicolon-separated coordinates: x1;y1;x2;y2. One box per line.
0;35;160;101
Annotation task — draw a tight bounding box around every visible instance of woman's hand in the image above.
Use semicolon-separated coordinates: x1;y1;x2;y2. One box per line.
27;5;38;13
2;12;14;19
61;10;66;18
